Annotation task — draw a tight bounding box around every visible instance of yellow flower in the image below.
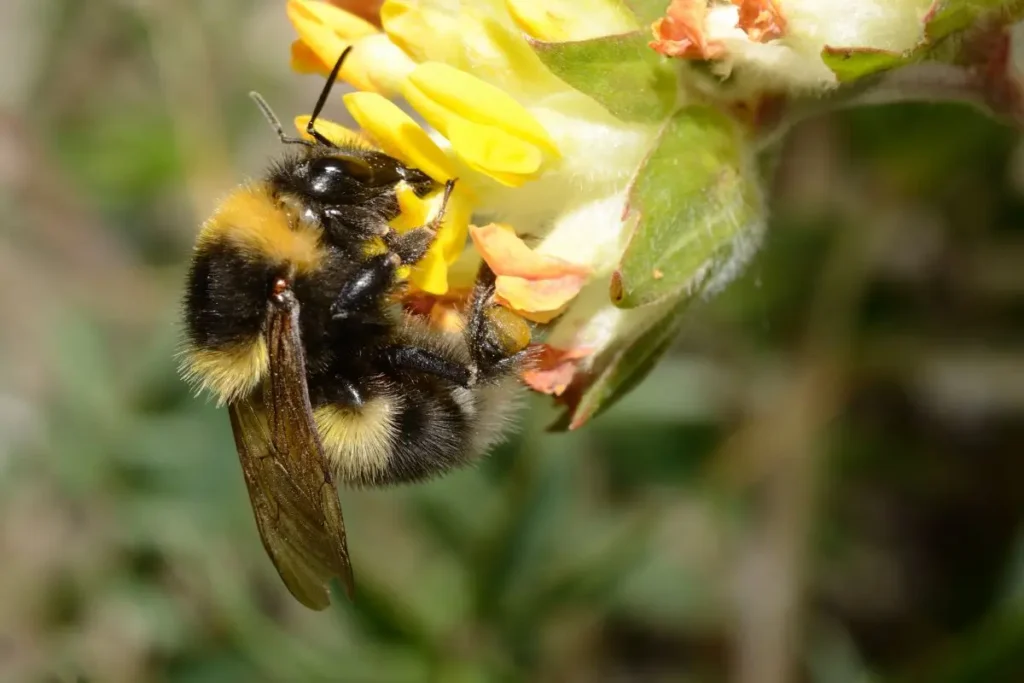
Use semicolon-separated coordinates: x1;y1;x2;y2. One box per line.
287;0;655;314
284;0;716;417
281;0;1024;428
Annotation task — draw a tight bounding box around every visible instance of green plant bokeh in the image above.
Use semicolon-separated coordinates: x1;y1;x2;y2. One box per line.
1;2;1023;682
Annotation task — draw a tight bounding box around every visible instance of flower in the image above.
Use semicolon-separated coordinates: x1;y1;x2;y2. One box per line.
287;0;675;396
283;0;970;426
650;0;932;92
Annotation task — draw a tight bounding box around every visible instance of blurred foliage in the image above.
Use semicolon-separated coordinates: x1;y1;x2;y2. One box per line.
1;2;1023;683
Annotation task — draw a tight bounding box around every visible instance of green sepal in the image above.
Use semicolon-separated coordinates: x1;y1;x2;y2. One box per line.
612;105;764;309
549;300;689;431
623;0;671;24
529;31;678;123
820;47;914;84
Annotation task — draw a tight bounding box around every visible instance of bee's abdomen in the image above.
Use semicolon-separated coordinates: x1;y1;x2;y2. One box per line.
184;238;273;349
316;378;492;487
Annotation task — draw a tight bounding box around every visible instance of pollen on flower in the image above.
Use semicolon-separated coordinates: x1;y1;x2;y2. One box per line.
733;0;786;43
650;0;726;60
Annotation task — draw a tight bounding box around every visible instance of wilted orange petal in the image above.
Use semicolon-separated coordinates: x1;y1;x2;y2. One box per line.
469;224;590;280
732;0;786;42
522;344;593;396
649;0;726;60
494;273;587;316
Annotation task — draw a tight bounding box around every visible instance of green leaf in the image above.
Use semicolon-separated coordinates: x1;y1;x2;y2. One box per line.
612;105;764;309
624;0;669;24
530;31;677;123
551;299;690;431
820;47;913;83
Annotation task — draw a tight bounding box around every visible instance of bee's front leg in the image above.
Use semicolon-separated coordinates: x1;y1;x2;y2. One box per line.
383;179;456;265
330;253;401;320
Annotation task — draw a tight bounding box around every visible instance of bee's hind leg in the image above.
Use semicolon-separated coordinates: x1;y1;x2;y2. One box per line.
464;262;532;384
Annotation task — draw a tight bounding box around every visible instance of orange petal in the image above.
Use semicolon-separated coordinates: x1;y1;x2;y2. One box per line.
469;223;590;280
522;344;593;397
732;0;786;43
494;273;587;317
649;0;726;60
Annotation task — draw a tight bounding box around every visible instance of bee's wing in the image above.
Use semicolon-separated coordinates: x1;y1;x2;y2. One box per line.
228;295;354;610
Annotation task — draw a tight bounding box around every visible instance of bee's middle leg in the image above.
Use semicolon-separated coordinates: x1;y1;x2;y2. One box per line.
380;345;472;387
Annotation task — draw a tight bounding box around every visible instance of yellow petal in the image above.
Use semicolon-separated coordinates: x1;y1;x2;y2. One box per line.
293;115;366;147
505;0;638;42
354;34;416;95
436;189;471;262
287;0;378;92
409;246;449;294
380;0;460;64
389;185;473;295
342;91;457;183
391;183;432;232
290;39;327;73
287;0;378;42
382;0;561;97
446;118;543;186
403;62;559;158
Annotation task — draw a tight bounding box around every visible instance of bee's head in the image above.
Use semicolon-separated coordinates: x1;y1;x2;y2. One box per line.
273;147;435;218
180;185;323;404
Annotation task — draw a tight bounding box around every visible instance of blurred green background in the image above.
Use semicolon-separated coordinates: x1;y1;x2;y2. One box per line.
2;2;1024;682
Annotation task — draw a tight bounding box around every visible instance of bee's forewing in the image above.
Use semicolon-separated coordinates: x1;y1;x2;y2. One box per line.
228;296;354;610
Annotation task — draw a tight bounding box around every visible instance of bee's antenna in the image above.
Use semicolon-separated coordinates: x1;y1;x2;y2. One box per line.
249;45;353;149
249;91;311;147
305;45;353;148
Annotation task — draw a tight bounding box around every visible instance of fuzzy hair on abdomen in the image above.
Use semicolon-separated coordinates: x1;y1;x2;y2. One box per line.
315;314;523;488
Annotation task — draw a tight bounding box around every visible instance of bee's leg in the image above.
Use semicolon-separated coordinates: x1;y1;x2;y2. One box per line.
321;205;391;242
464;262;532;382
384;179;456;265
330;253;401;320
333;377;365;407
465;262;497;346
330;180;455;320
381;345;472;387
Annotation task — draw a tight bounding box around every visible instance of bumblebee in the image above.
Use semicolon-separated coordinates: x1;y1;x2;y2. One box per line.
180;48;531;610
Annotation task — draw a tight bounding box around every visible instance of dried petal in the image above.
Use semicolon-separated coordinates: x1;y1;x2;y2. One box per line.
494;275;586;319
469;223;590;279
732;0;786;43
649;0;726;60
522;344;594;396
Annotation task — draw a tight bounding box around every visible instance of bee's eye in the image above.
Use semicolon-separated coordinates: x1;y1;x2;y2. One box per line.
307;156;373;193
302;153;434;205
